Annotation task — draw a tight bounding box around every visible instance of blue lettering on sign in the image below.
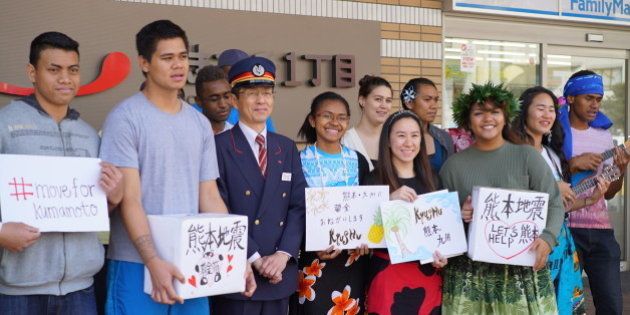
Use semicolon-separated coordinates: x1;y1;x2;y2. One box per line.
455;1;630;23
569;0;630;17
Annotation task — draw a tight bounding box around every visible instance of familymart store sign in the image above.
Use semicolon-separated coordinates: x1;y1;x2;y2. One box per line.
452;0;630;26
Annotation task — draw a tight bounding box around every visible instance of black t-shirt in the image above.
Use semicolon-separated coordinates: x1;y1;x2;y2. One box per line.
363;171;430;195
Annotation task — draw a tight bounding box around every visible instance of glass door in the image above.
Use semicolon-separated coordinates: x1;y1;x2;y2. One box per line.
545;46;628;261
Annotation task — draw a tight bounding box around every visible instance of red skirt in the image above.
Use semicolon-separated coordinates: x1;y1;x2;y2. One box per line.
365;250;442;315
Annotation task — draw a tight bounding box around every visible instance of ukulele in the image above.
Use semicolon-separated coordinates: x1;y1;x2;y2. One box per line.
570;139;630;186
572;164;621;195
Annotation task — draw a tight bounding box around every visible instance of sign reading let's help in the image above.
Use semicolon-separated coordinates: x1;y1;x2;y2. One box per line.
0;154;108;232
305;186;389;251
468;186;548;267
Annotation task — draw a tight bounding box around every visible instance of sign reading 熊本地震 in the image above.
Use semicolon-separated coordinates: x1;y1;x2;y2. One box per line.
467;186;548;267
0;154;109;232
452;0;630;26
144;213;248;299
380;190;467;264
305;186;389;251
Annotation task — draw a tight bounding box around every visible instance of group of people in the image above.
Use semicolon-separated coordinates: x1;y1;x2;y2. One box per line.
0;18;626;315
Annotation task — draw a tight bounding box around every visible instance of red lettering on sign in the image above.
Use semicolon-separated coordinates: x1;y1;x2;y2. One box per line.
0;52;131;96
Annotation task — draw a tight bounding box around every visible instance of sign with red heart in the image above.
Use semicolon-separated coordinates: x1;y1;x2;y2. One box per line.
188;275;197;288
468;187;548;267
484;220;537;260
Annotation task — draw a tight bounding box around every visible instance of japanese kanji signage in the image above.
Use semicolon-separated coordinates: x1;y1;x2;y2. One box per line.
144;213;248;299
305;186;389;251
468;187;549;266
0;154;109;232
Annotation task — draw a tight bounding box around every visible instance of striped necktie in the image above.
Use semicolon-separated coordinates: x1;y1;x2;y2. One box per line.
255;134;267;176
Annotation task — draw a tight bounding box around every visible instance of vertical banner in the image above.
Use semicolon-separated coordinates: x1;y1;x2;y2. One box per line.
305;186;389;251
380;190;467;264
460;43;476;73
0;154;109;232
468;186;548;266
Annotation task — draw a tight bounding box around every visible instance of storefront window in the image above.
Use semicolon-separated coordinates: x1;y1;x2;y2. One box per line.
443;38;540;127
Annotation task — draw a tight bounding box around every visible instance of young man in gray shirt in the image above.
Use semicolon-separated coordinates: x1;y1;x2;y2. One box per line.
100;20;255;314
0;32;123;314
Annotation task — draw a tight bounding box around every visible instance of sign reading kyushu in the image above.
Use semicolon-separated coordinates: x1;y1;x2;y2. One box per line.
305;186;389;251
0;154;109;232
380;190;467;264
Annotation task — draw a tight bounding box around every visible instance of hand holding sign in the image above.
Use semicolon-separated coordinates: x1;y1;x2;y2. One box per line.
530;238;551;271
431;251;448;269
0;222;40;252
317;245;342;260
241;263;257;297
390;185;417;203
99;162;123;209
461;195;473;223
147;257;185;305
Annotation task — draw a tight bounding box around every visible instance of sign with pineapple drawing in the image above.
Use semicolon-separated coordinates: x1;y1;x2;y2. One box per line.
143;213;248;299
467;187;548;267
380;190;467;264
305;185;389;251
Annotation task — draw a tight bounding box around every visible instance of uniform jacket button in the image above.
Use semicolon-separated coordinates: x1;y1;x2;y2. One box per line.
254;219;260;225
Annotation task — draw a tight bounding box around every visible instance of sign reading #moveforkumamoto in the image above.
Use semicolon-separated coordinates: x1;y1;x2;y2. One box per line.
468;186;549;267
0;154;109;232
305;185;389;251
380;190;467;265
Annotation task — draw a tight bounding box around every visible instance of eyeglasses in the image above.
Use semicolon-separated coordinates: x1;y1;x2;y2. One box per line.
316;112;350;123
239;90;274;99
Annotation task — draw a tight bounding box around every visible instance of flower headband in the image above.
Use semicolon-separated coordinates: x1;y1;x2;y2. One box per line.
451;82;519;128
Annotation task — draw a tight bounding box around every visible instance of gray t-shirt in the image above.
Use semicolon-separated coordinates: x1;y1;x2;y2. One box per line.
100;92;219;263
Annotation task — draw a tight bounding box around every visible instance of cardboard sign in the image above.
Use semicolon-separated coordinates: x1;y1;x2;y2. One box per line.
0;154;109;232
144;213;248;299
305;186;389;251
468;187;549;266
380;190;467;264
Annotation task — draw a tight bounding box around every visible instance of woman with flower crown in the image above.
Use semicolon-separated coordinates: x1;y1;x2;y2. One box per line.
439;83;565;314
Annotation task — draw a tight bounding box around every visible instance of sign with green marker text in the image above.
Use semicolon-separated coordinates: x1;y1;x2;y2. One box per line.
380;190;467;264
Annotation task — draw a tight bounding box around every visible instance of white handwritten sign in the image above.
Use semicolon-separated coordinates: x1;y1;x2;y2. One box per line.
468;186;548;267
0;154;108;232
144;213;248;299
305;186;389;251
380;190;467;264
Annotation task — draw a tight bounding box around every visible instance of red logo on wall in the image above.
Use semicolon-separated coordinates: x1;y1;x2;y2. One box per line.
0;52;131;96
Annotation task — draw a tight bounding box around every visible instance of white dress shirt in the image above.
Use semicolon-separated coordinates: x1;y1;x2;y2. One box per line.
238;123;291;263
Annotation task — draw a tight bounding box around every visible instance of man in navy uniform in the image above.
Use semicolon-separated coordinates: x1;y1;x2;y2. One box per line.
212;56;306;315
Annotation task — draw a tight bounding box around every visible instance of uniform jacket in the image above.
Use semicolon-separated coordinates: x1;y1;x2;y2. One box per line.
215;123;306;300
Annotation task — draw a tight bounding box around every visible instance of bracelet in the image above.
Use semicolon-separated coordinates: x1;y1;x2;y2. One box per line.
583;198;588;208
